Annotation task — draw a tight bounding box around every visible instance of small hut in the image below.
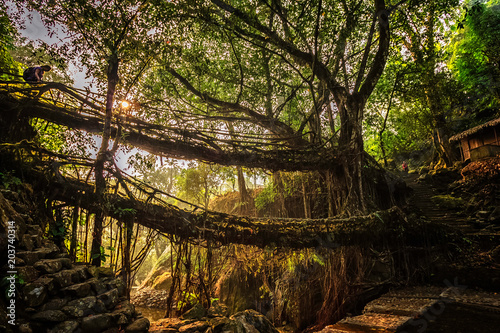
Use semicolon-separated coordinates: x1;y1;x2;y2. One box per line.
450;117;500;161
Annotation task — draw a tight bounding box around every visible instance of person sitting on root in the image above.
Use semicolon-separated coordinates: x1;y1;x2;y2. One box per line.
23;65;51;82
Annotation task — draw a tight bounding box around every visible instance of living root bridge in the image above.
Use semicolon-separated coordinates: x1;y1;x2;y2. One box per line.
0;84;338;171
28;161;418;249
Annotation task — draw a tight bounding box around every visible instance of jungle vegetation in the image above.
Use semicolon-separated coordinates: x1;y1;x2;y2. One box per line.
1;0;499;328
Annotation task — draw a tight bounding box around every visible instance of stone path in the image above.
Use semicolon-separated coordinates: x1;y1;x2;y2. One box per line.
317;286;500;333
404;173;476;234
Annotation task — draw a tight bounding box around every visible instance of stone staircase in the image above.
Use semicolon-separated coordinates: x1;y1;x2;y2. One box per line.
406;172;500;255
404;173;477;234
0;189;150;333
317;286;500;333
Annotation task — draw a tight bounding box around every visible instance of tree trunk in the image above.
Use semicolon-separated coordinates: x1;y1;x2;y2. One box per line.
272;172;287;218
302;178;311;219
236;166;251;215
91;54;119;266
336;97;367;216
69;205;80;261
122;220;133;298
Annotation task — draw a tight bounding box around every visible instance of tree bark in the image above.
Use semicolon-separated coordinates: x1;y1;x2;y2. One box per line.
236;166;251;215
91;53;119;266
69;205;80;261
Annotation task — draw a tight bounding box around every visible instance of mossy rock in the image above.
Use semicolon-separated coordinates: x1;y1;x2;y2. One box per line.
430;195;464;209
152;272;173;290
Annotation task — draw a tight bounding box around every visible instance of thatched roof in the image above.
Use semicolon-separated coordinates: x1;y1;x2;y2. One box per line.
450;117;500;142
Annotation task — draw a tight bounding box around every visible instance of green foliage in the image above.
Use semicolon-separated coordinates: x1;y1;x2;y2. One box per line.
31;119;97;158
430;195;465;209
0;6;22;80
177;290;199;310
91;245;110;262
448;1;500;110
128;153;183;196
113;207;137;218
0;171;22;190
49;224;66;238
175;163;230;208
254;181;276;212
365;0;465;166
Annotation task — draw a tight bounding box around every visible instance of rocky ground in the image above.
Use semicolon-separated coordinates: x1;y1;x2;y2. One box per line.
148;304;278;333
131;288;170;309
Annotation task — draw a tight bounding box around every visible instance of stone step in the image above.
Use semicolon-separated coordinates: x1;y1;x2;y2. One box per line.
24;233;43;250
62;281;93;298
17;265;40;283
17;244;60;264
48;266;89;288
315;326;357;333
332;313;411;332
363;296;438;317
34;258;72;274
61;295;106;318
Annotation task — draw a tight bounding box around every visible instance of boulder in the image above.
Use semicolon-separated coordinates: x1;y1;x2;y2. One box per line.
40;298;68;311
105;277;126;296
17;265;40;283
152;272;173;290
94;299;108;313
48;320;79;333
26;224;43;236
34;259;64;274
207;302;229;318
32;310;67;323
68;266;90;283
88;277;108;295
15;256;26;266
98;288;119;309
34;276;56;295
62;281;92;298
29;233;43;248
97;266;114;277
230;309;279;333
112;300;136;319
17;322;33;333
67;296;97;310
178;321;209;333
209;316;232;332
126;317;150;333
23;282;48;307
181;303;207;320
81;313;113;332
49;270;74;288
21;233;35;251
17;251;43;265
63;296;98;317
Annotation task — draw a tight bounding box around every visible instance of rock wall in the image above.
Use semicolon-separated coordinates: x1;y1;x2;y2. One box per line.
0;187;150;333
